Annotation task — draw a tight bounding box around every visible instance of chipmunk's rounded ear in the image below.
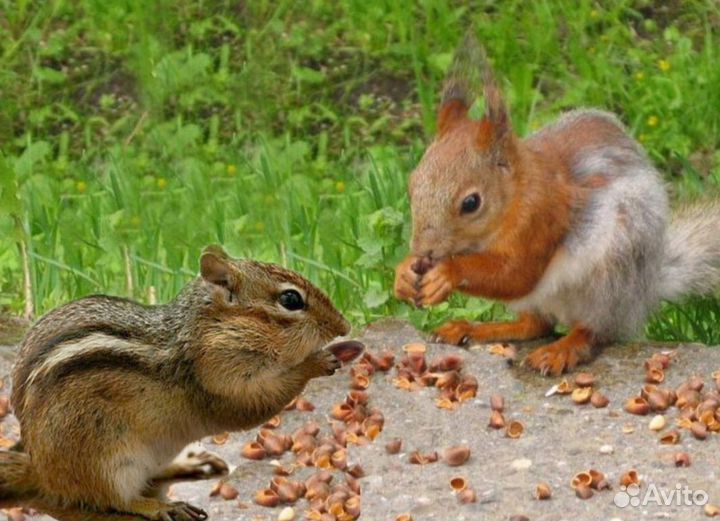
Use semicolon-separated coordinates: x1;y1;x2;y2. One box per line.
200;245;233;288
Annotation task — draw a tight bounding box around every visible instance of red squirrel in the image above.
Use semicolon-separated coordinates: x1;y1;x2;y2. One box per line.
395;36;720;375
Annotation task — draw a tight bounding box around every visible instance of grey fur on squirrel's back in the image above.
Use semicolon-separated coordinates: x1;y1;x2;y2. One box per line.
512;109;720;340
660;201;720;301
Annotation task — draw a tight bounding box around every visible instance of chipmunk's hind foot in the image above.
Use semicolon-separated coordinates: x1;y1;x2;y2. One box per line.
121;498;207;521
155;501;207;521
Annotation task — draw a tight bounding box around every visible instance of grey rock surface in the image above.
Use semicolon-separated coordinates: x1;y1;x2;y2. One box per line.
2;319;720;521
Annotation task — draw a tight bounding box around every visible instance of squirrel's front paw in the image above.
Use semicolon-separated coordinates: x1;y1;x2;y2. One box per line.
432;320;473;346
418;261;455;306
394;255;422;304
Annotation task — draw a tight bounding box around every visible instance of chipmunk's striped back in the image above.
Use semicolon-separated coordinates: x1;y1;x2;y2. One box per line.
11;294;182;421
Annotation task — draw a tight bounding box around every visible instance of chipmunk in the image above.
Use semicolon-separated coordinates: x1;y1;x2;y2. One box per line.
1;245;363;521
395;35;720;376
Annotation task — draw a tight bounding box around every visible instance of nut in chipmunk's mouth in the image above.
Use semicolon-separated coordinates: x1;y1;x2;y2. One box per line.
325;339;365;365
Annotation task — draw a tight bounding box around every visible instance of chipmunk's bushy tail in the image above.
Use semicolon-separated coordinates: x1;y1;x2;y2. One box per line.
659;201;720;301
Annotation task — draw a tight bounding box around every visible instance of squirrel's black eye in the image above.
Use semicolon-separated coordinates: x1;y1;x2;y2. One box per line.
460;193;481;214
279;289;305;311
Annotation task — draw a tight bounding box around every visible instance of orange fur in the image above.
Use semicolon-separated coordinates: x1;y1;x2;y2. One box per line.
475;118;494;150
437;99;469;136
433;312;553;345
438;140;576;301
524;325;593;376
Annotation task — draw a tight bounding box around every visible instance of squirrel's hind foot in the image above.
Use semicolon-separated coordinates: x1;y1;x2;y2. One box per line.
524;326;593;376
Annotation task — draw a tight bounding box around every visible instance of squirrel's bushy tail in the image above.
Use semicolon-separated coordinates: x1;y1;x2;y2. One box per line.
659;201;720;301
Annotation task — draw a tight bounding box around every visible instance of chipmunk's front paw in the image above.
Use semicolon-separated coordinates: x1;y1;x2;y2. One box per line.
308;349;342;377
180;451;229;479
432;320;473;346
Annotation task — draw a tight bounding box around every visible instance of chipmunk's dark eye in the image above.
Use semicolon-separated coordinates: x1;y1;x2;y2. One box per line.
460;193;481;214
279;289;305;311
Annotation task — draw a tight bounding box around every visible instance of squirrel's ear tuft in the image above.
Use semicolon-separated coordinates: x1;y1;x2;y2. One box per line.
437;32;484;136
200;245;233;288
480;64;511;146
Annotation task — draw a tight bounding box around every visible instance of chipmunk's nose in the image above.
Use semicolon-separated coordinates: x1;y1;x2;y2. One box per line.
339;316;351;336
326;314;351;337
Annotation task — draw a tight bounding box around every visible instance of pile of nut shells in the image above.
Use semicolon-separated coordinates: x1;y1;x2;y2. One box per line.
392;343;478;410
218;349;396;521
546;372;609;409
624;353;720;442
568;468;611;500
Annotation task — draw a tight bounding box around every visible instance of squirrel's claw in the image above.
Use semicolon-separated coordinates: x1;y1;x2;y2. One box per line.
524;332;592;376
432;320;473;346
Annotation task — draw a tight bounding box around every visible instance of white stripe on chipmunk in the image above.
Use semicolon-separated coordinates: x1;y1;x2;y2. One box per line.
25;333;158;387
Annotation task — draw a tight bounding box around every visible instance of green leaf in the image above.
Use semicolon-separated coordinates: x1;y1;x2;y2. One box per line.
428;52;453;74
363;281;389;309
14;141;51;179
34;66;67;84
292;65;326;84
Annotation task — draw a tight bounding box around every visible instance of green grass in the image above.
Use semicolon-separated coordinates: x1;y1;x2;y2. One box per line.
1;0;719;341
